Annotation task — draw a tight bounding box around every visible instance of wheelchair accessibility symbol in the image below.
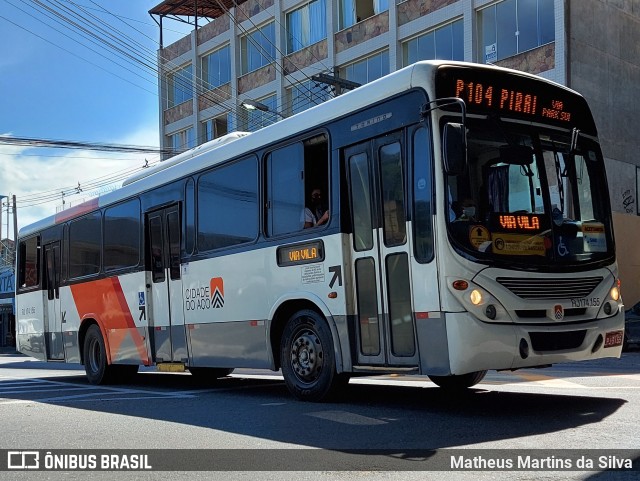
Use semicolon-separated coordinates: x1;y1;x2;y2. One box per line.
557;236;568;257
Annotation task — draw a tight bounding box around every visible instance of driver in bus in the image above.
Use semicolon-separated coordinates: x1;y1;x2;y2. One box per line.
302;188;329;228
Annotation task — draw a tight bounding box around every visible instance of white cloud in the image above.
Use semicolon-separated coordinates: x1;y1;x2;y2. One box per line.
0;125;161;238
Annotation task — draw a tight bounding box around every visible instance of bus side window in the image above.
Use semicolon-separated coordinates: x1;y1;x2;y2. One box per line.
267;143;304;236
19;237;40;289
267;134;329;236
149;216;165;283
302;135;329;230
413;126;434;263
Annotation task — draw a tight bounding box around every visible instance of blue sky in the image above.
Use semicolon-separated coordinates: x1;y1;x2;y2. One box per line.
0;0;190;234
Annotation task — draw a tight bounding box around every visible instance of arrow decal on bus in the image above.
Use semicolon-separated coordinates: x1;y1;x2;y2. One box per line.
329;265;342;288
210;277;225;308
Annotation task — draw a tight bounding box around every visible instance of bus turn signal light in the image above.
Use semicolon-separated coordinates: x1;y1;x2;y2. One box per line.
452;280;468;291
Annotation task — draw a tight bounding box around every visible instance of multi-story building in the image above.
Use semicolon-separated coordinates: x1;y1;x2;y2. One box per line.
149;0;640;300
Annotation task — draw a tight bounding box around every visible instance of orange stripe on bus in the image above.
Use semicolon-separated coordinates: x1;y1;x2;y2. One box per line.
54;198;99;224
70;277;149;365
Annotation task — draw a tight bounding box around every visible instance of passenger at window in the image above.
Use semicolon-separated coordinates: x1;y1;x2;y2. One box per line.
302;188;329;228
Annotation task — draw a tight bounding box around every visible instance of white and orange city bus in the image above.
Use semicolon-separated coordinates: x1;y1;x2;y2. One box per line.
15;61;625;401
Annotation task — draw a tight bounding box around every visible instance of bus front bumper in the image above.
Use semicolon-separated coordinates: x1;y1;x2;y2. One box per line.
437;311;624;376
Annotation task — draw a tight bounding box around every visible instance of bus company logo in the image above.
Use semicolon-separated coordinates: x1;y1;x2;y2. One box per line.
554;305;564;320
8;451;39;469
210;277;224;308
184;279;224;311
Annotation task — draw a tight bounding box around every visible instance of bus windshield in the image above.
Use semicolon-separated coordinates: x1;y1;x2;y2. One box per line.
445;119;614;269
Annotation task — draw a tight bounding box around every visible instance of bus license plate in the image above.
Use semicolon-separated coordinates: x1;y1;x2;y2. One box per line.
604;330;624;348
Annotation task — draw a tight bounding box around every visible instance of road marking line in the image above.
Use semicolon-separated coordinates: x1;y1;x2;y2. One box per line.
0;386;96;395
0;394;196;405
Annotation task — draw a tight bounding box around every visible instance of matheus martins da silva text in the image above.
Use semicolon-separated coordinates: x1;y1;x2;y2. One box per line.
451;454;633;470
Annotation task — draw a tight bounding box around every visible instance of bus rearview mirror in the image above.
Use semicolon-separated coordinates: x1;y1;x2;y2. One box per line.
499;145;534;165
443;123;467;176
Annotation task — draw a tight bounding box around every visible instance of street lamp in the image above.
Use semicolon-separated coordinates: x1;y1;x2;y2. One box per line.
240;99;286;119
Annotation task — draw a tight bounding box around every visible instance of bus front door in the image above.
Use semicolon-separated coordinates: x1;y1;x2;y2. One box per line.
346;133;420;368
43;241;64;360
146;205;188;364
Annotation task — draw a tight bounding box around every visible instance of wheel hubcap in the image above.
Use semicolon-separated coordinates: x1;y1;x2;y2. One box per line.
290;328;323;383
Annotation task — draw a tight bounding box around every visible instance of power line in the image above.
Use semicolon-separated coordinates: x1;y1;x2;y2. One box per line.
8;0;335;138
0;135;171;155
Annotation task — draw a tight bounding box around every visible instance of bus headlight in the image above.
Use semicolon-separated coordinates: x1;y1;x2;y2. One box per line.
610;285;620;302
598;278;622;319
470;289;482;305
447;278;510;323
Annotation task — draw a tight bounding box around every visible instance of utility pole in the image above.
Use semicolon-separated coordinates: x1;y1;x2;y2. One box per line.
12;195;17;264
0;195;6;265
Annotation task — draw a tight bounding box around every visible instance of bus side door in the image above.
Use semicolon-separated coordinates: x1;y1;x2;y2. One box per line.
345;131;420;368
43;241;64;360
146;205;188;363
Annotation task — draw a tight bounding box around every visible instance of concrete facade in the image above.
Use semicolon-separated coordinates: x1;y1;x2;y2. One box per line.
565;0;640;303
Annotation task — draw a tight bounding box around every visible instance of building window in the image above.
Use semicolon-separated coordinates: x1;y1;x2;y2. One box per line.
202;45;231;90
167;64;193;108
168;128;195;153
240;22;276;74
339;0;388;30
478;0;555;63
240;95;278;131
402;19;464;66
202;114;230;142
197;157;259;251
286;0;327;53
342;50;389;86
287;79;332;115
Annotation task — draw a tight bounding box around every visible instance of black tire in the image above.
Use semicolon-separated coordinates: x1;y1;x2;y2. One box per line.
428;370;487;390
280;309;340;402
83;324;114;385
189;367;234;380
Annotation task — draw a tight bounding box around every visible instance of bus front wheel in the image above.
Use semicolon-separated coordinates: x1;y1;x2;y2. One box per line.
428;370;487;390
83;324;114;385
280;309;339;402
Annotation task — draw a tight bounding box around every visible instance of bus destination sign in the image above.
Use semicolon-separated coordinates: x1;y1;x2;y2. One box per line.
499;214;541;231
489;212;548;234
454;80;572;123
435;65;597;135
277;240;325;267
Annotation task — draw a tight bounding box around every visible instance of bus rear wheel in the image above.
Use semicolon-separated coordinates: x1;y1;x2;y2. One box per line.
280;309;339;402
428;370;487;390
83;324;114;385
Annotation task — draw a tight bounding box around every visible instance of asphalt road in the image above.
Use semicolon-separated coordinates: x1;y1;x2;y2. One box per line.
0;350;639;481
